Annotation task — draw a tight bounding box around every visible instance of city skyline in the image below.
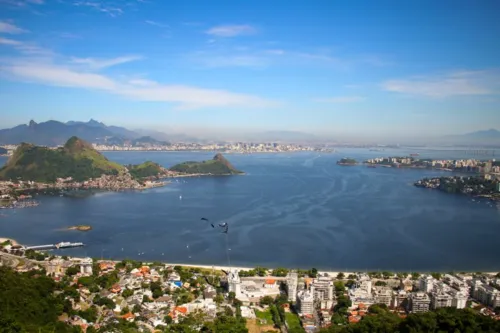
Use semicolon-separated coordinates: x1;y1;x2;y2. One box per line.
1;0;500;139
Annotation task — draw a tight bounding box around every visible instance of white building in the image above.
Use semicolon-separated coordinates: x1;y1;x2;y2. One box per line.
227;269;241;295
409;292;430;313
311;277;334;302
80;257;93;275
419;275;435;293
297;290;314;315
431;291;452;309
373;287;392;307
287;271;298;302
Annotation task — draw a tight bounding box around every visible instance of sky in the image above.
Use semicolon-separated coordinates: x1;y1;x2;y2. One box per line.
0;0;500;140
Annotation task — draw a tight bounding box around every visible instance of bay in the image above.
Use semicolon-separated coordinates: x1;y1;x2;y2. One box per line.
1;149;499;271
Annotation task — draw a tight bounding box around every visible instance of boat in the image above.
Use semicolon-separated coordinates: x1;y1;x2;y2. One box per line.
410;153;420;157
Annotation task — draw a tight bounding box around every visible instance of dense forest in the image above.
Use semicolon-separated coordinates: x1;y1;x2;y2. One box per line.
169;154;243;175
126;161;164;179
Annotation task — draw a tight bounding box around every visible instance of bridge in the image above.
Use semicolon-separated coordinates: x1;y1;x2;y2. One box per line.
25;242;85;251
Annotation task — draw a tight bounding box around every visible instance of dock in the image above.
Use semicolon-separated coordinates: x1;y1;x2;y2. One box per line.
25;242;85;251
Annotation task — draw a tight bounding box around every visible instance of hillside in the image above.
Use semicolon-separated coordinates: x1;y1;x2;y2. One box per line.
170;153;243;175
127;161;166;179
0;136;125;182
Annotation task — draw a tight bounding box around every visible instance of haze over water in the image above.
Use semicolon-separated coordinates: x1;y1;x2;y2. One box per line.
1;149;499;272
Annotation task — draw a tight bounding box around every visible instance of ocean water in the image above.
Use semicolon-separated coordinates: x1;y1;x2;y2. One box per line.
0;149;499;271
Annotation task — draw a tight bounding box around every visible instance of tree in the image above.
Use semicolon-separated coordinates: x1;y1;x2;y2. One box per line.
375;280;387;287
66;266;79;276
254;267;268;277
261;296;274;307
411;272;420;280
214;294;224;306
396;272;408;279
347;274;357;280
272;267;289;277
122;288;134;298
336;272;345;280
430;272;442;280
382;271;393;279
308;268;318;278
164;315;173;324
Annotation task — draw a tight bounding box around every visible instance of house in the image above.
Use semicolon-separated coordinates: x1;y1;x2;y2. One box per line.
121;312;135;322
110;284;122;293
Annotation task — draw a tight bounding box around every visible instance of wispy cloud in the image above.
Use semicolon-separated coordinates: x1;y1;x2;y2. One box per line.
0;37;277;110
0;36;51;55
205;25;256;37
0;0;43;6
192;52;267;68
0;21;28;34
145;20;168;28
314;96;365;103
382;70;500;97
73;1;123;17
70;55;142;69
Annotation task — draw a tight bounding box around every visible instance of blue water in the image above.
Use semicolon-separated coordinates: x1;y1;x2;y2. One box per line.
1;149;499;271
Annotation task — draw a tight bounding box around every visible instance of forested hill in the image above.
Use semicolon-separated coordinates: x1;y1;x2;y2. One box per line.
0;136;124;182
169;153;243;175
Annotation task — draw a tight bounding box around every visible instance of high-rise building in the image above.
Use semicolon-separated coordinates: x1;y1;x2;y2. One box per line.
287;271;298;302
227;269;241;295
431;292;452;309
419;275;435;293
311;277;334;302
297;290;314;315
374;287;392;307
409;292;430;313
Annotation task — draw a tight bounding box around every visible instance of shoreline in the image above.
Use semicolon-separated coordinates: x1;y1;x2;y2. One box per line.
0;237;19;246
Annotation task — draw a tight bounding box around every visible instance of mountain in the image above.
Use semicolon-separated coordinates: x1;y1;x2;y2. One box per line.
0;136;124;182
127;161;166;179
0;120;142;146
441;129;500;146
169;153;243;175
463;129;500;139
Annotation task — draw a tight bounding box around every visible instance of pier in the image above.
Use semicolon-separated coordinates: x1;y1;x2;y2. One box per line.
25;242;84;251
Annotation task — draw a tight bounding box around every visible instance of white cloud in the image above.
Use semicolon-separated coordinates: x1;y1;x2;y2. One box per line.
265;49;285;55
0;21;28;34
314;96;365;103
73;1;123;17
145;20;168;28
70;55;142;69
0;59;278;109
205;25;256;37
196;54;267;68
382;70;500;97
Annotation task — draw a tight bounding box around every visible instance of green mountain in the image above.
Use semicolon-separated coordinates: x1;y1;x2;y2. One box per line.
170;153;243;175
127;161;165;179
0;136;125;182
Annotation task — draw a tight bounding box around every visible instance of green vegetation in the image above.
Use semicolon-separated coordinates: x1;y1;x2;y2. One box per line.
0;267;77;332
285;313;305;333
320;307;500;333
126;161;164;179
337;158;358;165
169;153;243;175
0;136;124;182
255;309;273;324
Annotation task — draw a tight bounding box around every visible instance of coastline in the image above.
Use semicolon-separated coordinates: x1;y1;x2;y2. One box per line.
0;237;19;246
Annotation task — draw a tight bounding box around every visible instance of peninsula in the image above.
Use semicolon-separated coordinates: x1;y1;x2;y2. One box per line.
336;158;358;166
415;175;500;201
169;153;244;175
365;156;500;173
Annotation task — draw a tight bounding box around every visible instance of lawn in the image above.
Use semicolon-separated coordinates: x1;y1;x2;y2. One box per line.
255;309;273;325
285;312;304;331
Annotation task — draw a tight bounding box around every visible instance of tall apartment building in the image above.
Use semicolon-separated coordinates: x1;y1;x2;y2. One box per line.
227;269;241;295
373;287;392;307
311;277;334;302
431;291;453;309
419;275;435;293
287;271;298;302
472;280;500;307
409;292;431;313
297;289;314;315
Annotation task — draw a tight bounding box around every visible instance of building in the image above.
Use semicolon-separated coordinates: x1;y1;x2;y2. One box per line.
450;290;468;309
287;271;298;302
419;275;435;293
80;257;93;275
227;269;241;295
297;290;314;315
472;280;500;307
373;287;392;307
409;292;430;313
311;277;334;302
392;290;408;309
431;291;452;309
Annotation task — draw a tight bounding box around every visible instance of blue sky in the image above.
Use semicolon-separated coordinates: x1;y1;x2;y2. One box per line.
0;0;499;139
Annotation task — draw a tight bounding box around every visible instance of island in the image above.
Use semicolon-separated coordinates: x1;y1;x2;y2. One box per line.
415;175;500;201
67;225;92;231
169;153;244;175
336;158;358;166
